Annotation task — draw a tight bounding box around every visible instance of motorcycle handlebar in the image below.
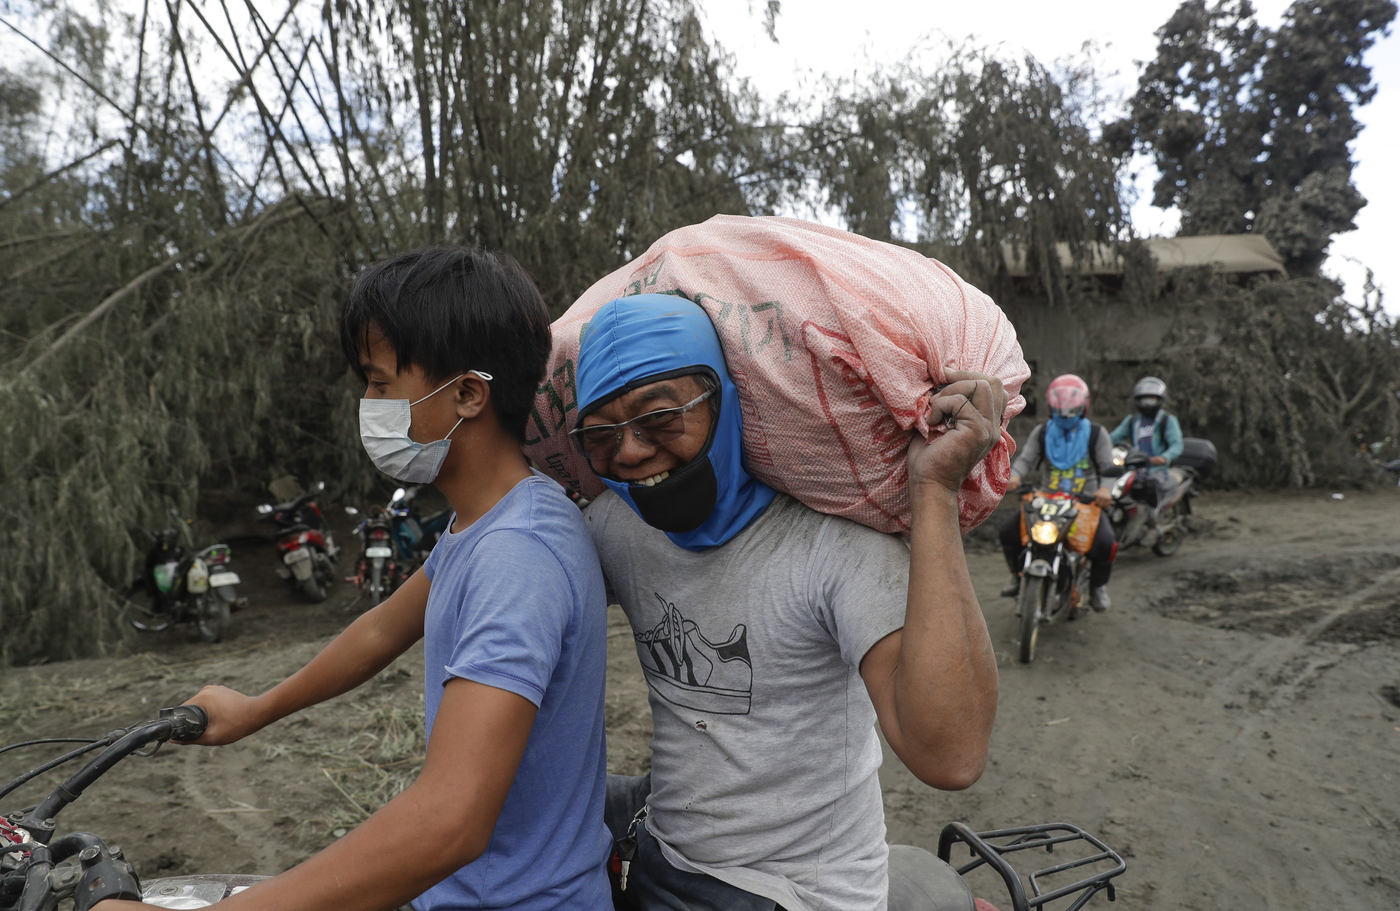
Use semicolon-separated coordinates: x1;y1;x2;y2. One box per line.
161;704;208;743
12;707;208;841
1015;485;1096;505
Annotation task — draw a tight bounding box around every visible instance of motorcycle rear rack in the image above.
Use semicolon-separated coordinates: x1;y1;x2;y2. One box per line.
938;822;1125;911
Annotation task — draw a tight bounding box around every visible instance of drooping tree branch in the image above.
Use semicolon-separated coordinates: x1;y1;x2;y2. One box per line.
17;205;311;379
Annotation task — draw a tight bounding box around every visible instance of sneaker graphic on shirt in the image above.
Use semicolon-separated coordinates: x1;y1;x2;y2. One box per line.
635;593;752;715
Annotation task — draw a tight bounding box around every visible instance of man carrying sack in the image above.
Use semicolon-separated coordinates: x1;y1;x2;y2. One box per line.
571;294;1002;911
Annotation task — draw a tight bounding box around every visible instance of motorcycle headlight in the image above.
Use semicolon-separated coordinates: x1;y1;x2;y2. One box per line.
1030;521;1059;545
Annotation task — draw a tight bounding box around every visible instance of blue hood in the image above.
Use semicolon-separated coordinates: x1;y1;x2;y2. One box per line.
576;295;776;551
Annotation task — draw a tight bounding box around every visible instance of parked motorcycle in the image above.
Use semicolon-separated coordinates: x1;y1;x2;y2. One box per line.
0;708;1125;911
1012;487;1101;665
255;481;340;603
124;510;238;643
1105;437;1216;557
343;498;402;608
386;485;451;567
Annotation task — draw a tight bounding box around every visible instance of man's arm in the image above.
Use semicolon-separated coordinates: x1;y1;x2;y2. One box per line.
861;373;1002;790
98;678;536;911
1108;415;1133;444
187;570;431;744
1091;425;1116;507
1007;423;1042;487
1161;414;1185;465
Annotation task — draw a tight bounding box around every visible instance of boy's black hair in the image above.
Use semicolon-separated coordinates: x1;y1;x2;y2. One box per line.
340;245;551;443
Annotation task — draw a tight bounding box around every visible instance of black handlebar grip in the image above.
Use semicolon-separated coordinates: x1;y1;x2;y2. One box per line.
160;704;208;742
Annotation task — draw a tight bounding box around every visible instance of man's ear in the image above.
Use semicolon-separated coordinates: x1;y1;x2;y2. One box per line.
453;374;491;420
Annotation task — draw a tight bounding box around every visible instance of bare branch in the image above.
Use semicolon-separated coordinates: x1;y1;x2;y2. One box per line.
0;16;136;122
0;140;122;212
18;205;312;379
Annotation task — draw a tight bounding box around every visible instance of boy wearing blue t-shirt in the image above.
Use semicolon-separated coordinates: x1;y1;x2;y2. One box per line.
131;247;612;911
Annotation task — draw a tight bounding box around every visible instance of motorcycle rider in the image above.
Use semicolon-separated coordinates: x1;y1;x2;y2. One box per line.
1000;374;1117;611
1109;376;1184;504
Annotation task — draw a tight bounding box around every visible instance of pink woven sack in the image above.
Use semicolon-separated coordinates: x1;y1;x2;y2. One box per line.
524;215;1028;534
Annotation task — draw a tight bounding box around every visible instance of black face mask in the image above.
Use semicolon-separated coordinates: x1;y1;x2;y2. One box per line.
628;454;718;532
1137;402;1161;419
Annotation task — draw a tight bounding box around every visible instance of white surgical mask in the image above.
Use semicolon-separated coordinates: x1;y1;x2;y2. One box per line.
358;370;494;483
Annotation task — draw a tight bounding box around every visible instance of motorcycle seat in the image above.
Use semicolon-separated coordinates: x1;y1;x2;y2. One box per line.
888;845;975;911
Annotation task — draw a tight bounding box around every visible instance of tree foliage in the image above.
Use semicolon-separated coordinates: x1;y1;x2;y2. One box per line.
0;0;783;663
343;0;791;310
1138;271;1400;487
1;0;1396;664
797;46;1127;305
1119;0;1396;275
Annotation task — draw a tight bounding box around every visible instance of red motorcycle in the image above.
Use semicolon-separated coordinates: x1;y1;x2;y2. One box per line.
255;481;340;602
343;494;401;608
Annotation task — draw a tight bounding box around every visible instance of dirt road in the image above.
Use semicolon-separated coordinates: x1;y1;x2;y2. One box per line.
3;487;1397;909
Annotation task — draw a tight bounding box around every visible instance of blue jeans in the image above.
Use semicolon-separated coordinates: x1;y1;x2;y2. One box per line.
604;775;973;911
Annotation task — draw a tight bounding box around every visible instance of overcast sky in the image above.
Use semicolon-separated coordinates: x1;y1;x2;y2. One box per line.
701;0;1399;314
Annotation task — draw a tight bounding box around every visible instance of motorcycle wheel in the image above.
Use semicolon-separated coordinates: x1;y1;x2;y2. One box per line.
300;570;327;603
121;580;173;633
195;592;230;643
125;600;173;633
1152;503;1187;557
368;561;386;606
1018;577;1047;664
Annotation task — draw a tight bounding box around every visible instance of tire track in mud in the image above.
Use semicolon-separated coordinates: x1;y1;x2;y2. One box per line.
176;743;294;876
1205;560;1400;709
1190;556;1400;901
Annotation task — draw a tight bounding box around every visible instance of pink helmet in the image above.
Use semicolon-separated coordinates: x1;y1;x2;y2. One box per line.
1046;374;1090;419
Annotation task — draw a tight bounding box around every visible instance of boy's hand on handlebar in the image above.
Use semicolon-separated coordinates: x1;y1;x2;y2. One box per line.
181;686;263;745
1093;488;1113;509
1149;455;1168;466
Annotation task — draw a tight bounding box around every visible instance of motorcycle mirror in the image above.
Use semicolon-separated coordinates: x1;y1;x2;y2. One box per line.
256;503;274;515
344;506;359;516
316;481;326;492
391;488;406;503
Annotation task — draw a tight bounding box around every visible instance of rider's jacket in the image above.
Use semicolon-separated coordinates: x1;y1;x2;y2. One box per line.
1110;412;1184;467
1010;422;1115;495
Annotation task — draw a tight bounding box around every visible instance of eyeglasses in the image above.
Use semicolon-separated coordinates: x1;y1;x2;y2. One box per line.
569;391;713;460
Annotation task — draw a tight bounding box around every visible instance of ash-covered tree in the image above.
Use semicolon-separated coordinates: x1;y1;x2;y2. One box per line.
1118;0;1396;276
0;0;795;664
344;0;794;312
799;46;1128;306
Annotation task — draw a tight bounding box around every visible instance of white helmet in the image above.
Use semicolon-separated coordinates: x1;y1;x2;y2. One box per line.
1133;376;1167;400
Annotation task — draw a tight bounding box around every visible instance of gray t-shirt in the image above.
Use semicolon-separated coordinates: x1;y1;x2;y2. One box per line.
585;492;911;911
